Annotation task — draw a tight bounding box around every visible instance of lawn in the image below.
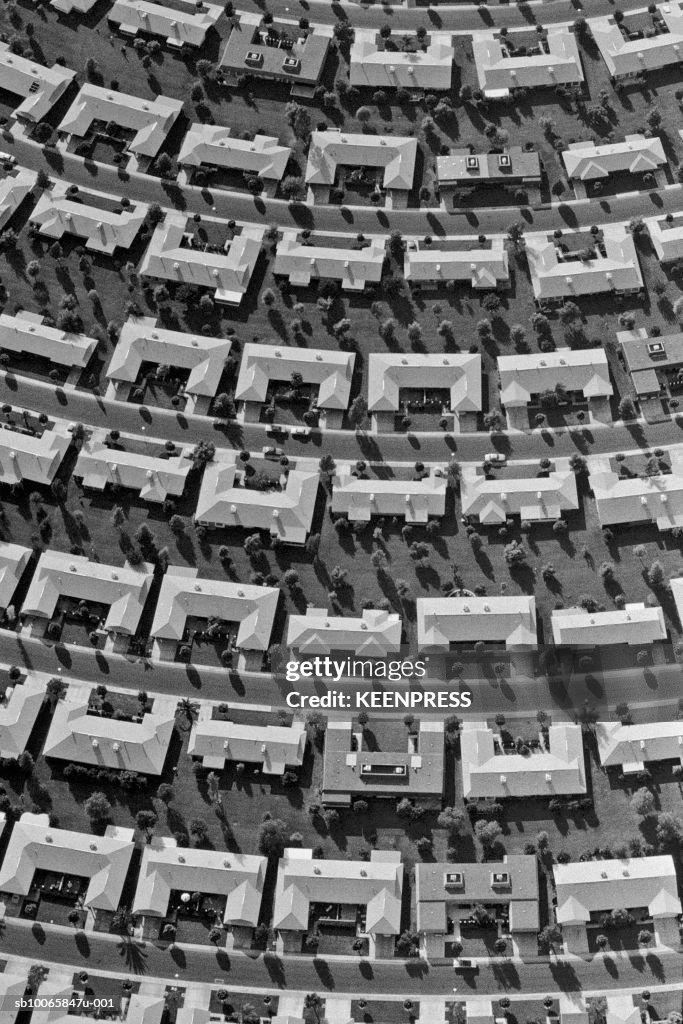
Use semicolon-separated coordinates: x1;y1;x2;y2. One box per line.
350;1000;420;1023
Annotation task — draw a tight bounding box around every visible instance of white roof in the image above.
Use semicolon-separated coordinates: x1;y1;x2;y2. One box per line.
178;125;290;179
139;213;263;305
597;718;683;769
554;855;681;923
498;348;612;407
0;812;134;910
151;571;279;650
44;683;176;774
133;839;266;924
0;310;96;369
59;84;183;158
473;28;583;96
107;315;231;397
562;134;666;181
306;131;417;191
332;469;446;523
404;240;510;288
22;550;153;634
592;5;683;76
0;168;36;231
287;606;402;656
551;603;666;646
417;595;537;649
50;0;99;11
0;677;45;759
592;469;683;530
460;466;579;523
236;341;355;409
273;230;384;291
0;425;70;486
196;457;318;545
0;540;30;610
525;227;643;299
0;43;75;122
368;352;481;414
75;441;190;503
109;0;222;47
31;184;148;254
350;29;454;89
645;213;683;262
461;722;586;798
273;848;403;934
189;704;306;773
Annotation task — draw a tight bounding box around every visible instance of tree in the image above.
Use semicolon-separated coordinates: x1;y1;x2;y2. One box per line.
258;818;289;858
189;817;209;843
84;792;112;822
638;929;652;947
177;697;199;724
648;561;666;588
135;810;157;842
494;938;508;956
303;995;324;1024
208;926;223;945
156;783;175;804
437;806;466;836
474;819;503;851
656;811;683;847
45;677;66;707
504;540;527;567
618;396;637;420
349;396;368;430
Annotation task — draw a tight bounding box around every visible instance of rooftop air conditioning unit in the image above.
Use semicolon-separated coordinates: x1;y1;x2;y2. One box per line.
466;156;479;170
498;153;511;168
444;871;465;888
245;51;264;66
283;56;301;71
647;341;665;357
491;871;511;887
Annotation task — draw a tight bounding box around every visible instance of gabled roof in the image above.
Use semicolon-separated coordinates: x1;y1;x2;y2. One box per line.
151;571;279;649
0;168;36;230
461;722;586;798
525;227;643;299
0;310;96;369
0;540;31;610
306;131;417;190
551;603;666;646
592;470;683;529
472;28;583;96
498;349;613;407
59;84;182;158
273;231;385;290
592;6;683;76
189;703;306;773
22;551;153;634
460;467;578;523
350;29;454;89
646;214;683;262
403;240;509;286
132;838;266;925
195;457;318;544
219;14;330;87
109;0;222;47
75;442;190;503
554;855;681;923
596;718;683;768
31;183;148;254
43;684;176;774
417;596;537;649
368;352;482;413
287;606;402;656
0;676;44;759
332;469;446;523
0;425;71;486
178;125;291;179
236;342;355;409
0;43;75;122
562;135;666;181
0;812;134;910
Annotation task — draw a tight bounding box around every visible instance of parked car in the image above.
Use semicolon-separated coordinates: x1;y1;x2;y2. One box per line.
266;425;289;438
291;427;310;438
262;446;284;460
483;452;507;465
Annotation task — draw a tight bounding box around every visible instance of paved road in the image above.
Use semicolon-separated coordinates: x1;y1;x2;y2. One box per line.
0;918;681;994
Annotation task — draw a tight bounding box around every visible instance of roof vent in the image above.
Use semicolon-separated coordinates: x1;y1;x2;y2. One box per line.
178;855;185;863
360;869;367;877
601;871;608;879
89;842;97;851
223;859;231;868
194;584;201;592
314;866;322;874
45;834;53;843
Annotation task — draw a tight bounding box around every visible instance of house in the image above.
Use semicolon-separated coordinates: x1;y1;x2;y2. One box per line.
472;28;583;97
331;469;446;523
497;349;613;429
58;85;183;164
108;0;222;49
460;466;579;524
415;855;540;959
0;425;71;487
0;966;31;1024
273;230;385;292
0;541;31;611
618;326;683;398
195;456;318;544
591;465;683;531
150;570;279;660
43;682;176;774
50;0;99;13
417;596;537;650
404;238;510;289
321;719;444;807
305;131;417;208
367;352;482;433
0;675;45;759
0;812;134;916
220;13;331;90
0;44;76;123
551;604;667;646
0;169;37;231
461;722;586;798
21;551;153;638
106;315;232;413
562;135;666;183
597;719;683;774
189;704;306;773
592;4;683;77
645;215;683;263
287;607;402;658
273;847;404;958
0;310;96;369
553;855;682;951
178;125;291;184
132;838;266;936
139;213;263;306
437;147;541;193
74;441;191;503
30;183;148;254
235;342;355;428
349;29;454;90
525;227;643;301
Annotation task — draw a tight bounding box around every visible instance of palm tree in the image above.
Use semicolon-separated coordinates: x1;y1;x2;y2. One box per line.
177;698;199;726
